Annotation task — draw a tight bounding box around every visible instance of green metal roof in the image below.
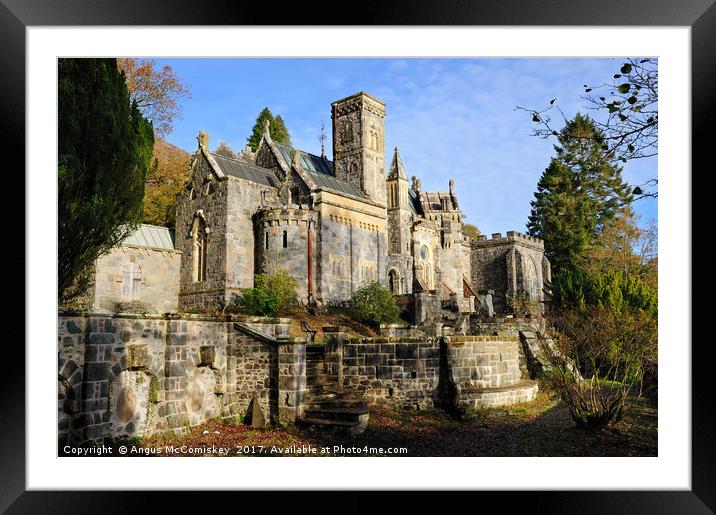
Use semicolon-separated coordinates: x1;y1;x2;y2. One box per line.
408;188;422;216
211;152;281;188
307;170;365;198
275;142;334;176
122;224;175;250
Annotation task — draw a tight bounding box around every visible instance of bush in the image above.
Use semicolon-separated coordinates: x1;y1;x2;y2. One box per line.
347;282;401;328
543;305;657;430
229;270;298;317
550;267;657;316
507;289;540;317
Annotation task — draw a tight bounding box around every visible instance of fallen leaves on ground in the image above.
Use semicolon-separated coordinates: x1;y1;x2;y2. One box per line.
130;388;656;457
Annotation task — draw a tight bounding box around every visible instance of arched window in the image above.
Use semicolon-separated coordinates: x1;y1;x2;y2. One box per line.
282;230;288;248
122;261;141;301
424;263;433;290
388;269;399;293
192;216;208;283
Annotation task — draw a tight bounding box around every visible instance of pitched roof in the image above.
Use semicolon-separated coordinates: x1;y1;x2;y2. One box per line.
272;142;366;199
274;142;334;176
122;224;176;251
408;188;423;216
388;147;408;180
210;152;281;188
306;170;365;198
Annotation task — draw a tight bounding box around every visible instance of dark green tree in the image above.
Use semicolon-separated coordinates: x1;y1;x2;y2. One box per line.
246;107;292;151
58;58;154;303
528;114;632;272
270;115;291;146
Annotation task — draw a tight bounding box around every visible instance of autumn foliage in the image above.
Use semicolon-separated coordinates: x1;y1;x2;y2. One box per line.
117;58;191;137
143;137;192;227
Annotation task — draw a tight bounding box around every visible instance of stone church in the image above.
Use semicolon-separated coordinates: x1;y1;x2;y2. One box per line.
89;92;550;319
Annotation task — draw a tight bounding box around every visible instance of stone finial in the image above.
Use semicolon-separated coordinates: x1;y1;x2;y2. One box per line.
449;178;455;195
411;175;421;193
263;119;271;136
292;149;301;169
197;131;209;149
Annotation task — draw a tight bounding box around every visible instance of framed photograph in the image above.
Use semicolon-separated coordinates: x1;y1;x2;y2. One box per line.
4;0;712;511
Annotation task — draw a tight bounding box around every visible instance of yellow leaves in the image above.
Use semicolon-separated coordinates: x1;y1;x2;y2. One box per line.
143;137;191;227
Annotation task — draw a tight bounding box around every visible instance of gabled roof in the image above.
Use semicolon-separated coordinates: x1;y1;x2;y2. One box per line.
121;224;176;251
271;142;365;199
210;152;281;188
274;142;333;176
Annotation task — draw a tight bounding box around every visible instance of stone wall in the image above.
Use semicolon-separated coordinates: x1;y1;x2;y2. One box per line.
343;336;442;410
225;178;276;299
176;153;230;311
57;313;303;448
317;211;387;303
323;328;530;411
470;231;549;314
443;335;522;389
92;245;181;314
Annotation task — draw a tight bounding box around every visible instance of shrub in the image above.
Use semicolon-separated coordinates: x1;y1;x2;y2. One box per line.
229;270;298;317
507;289;540;317
543;305;657;430
347;281;401;328
550;267;656;316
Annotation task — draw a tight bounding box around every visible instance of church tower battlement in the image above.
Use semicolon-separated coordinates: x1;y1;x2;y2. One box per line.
331;92;387;205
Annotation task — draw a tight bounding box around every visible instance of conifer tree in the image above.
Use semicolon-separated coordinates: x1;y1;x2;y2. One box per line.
246;108;292;151
527;114;632;272
270;115;291;147
58;58;154;302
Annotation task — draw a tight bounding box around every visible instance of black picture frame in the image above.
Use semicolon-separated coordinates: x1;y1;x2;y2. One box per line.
2;1;711;512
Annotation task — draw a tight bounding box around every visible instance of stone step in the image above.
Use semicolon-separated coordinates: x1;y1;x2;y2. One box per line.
297;409;370;435
304;399;367;410
304;406;369;421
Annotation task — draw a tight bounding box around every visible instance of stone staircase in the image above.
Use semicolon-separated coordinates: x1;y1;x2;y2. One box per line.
297;345;370;435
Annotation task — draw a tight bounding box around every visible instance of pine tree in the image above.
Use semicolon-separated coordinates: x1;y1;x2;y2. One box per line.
528;114;632;272
58;58;154;302
270;115;291;146
246;108;292;151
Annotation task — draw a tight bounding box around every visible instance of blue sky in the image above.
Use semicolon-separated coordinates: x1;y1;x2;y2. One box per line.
158;58;657;235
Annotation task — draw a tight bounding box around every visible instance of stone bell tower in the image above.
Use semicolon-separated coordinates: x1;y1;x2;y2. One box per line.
331;92;387;205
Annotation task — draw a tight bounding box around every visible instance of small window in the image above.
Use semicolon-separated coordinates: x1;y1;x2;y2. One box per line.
419;245;429;261
282;230;287;248
265;232;269;250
